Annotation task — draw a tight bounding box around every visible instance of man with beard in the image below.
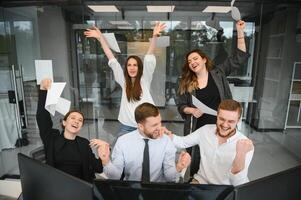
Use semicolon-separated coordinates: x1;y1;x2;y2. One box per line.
91;103;191;182
166;99;254;186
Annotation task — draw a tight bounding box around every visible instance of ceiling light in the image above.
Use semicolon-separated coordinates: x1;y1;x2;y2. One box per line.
117;26;134;30
88;5;119;12
109;21;130;25
146;5;175;13
202;6;231;13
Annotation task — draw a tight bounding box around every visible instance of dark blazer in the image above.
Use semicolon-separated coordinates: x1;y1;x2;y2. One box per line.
177;49;250;136
36;90;103;182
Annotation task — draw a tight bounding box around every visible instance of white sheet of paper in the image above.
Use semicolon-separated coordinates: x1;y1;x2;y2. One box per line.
192;95;217;116
231;6;241;21
149;36;170;47
102;33;121;53
230;0;241;21
35;60;53;84
231;86;254;102
55;97;71;116
45;82;66;116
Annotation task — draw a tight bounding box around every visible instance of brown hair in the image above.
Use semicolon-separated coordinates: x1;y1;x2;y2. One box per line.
218;99;242;118
179;49;214;94
135;103;159;123
61;110;85;129
124;55;143;102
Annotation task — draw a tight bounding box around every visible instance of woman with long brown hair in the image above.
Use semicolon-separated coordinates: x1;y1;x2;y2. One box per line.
177;20;250;177
84;22;166;135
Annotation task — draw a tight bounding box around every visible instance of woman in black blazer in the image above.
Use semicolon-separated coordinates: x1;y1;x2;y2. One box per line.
36;79;104;183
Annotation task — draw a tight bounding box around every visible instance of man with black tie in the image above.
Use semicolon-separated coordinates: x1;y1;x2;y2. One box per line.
91;103;191;182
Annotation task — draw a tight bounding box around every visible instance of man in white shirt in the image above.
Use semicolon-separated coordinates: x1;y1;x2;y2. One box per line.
91;103;191;182
166;99;254;186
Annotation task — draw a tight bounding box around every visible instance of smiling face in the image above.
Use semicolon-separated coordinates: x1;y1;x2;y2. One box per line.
138;114;162;139
126;58;139;78
216;109;240;138
62;112;84;135
187;52;207;73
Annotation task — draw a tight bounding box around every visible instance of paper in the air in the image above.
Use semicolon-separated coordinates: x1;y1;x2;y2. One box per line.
231;0;241;21
45;82;66;116
35;60;53;84
102;33;121;53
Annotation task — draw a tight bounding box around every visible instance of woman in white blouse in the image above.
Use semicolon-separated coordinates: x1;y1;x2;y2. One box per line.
84;22;166;135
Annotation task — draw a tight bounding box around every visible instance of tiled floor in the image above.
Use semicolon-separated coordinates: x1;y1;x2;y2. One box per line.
1;120;301;182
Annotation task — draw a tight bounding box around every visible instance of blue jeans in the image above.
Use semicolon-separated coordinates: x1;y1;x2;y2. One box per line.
118;123;137;137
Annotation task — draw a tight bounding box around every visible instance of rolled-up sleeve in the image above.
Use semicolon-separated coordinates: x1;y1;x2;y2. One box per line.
229;149;254;186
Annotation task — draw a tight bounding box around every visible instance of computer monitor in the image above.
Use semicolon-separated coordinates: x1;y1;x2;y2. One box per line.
235;165;301;200
94;179;234;200
18;153;94;200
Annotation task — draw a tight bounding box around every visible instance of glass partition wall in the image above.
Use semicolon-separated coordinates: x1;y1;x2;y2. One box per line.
73;9;256;142
1;0;301;179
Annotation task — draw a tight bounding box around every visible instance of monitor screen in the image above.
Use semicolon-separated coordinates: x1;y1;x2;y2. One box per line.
94;179;234;200
235;165;301;200
18;153;94;200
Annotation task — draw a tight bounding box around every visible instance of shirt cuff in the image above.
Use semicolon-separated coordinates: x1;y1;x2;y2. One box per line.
229;169;248;186
174;171;182;182
103;161;113;175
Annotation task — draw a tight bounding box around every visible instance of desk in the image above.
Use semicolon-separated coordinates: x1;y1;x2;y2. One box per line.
0;98;19;151
0;180;22;198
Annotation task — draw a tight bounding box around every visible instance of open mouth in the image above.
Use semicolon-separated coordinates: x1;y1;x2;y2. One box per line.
190;63;198;69
71;124;78;129
220;126;230;131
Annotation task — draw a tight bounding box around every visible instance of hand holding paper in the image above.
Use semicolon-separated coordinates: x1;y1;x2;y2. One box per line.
192;95;217;116
84;27;121;53
45;82;71;116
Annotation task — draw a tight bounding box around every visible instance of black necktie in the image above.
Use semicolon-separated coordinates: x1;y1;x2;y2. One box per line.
141;139;150;183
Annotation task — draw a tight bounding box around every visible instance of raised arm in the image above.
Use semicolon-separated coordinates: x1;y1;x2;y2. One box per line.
230;138;254;186
236;20;246;52
215;20;249;76
36;79;55;145
146;22;166;55
84;26;115;60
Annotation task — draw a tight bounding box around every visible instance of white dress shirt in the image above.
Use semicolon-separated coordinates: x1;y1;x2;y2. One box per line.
108;55;156;127
173;124;254;186
104;130;181;182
